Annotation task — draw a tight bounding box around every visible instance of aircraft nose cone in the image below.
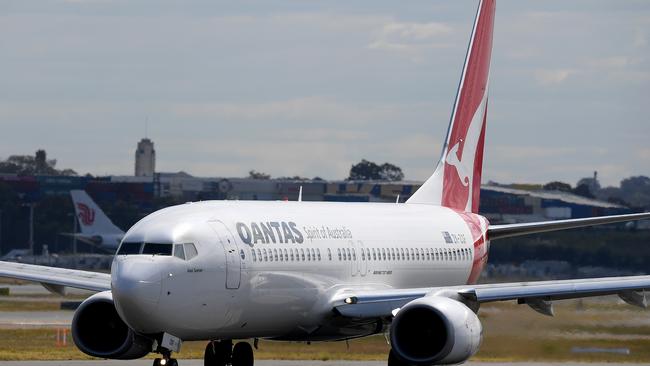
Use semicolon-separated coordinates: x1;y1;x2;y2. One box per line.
111;257;162;332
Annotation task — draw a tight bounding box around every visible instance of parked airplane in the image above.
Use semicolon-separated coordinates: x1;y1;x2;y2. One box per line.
1;1;649;366
68;190;124;249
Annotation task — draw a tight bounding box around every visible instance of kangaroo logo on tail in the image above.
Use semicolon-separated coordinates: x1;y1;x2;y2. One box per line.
445;141;470;187
76;203;96;226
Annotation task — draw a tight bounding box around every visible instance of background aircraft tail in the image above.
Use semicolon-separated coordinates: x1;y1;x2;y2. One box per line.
70;190;123;236
407;0;495;214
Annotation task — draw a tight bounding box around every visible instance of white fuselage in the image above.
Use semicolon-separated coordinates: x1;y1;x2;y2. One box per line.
111;200;489;342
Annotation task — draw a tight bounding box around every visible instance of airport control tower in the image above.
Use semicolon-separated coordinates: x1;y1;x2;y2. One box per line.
135;138;156;176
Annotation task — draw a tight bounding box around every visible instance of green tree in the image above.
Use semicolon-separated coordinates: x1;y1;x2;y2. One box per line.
0;150;77;176
347;159;404;181
543;181;573;192
248;170;271;180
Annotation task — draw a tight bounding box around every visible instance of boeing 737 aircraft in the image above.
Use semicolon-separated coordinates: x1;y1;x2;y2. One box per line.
1;1;650;366
68;190;124;249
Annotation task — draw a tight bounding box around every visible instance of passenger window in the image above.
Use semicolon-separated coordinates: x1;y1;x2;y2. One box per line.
251;249;257;262
117;242;142;255
366;249;371;260
327;248;332;261
337;248;342;261
382;248;386;261
372;249;377;261
347;248;352;261
240;249;246;260
307;249;312;261
263;249;268;262
361;249;366;261
290;249;295;261
174;244;185;260
317;249;322;261
301;249;305;261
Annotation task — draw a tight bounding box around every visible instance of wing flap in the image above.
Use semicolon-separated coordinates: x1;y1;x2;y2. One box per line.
0;261;111;293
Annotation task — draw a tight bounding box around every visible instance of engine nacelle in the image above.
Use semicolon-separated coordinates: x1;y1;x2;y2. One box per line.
72;291;153;359
390;296;482;365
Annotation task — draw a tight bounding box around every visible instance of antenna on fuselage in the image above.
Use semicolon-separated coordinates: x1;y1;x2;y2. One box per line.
298;186;303;202
395;194;400;204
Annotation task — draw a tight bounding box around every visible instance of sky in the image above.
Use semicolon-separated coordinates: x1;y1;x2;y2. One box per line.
1;0;648;187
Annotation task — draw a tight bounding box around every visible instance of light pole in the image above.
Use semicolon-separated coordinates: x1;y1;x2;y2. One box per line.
21;203;35;257
28;204;34;256
0;209;3;257
72;211;78;255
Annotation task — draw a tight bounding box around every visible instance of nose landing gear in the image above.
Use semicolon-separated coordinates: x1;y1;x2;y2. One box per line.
153;355;178;366
204;340;254;366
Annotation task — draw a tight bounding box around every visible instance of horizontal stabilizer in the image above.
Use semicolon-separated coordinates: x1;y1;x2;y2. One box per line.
488;212;650;241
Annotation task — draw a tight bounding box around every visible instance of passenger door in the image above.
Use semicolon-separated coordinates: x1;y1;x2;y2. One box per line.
208;220;241;289
357;240;367;276
349;241;360;277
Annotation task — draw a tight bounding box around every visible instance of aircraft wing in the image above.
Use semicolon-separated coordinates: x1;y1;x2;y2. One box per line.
333;275;650;318
0;261;111;294
488;212;650;240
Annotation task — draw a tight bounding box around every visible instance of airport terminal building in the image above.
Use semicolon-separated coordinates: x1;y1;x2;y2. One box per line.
0;172;631;225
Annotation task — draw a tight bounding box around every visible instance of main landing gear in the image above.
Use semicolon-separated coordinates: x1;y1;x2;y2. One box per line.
204;340;254;366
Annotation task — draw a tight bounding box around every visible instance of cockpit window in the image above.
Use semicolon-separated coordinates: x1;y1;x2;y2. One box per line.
142;243;173;256
117;242;142;255
173;244;185;260
184;243;198;260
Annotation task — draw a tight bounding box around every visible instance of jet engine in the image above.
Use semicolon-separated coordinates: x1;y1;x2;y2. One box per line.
71;291;153;359
389;296;482;365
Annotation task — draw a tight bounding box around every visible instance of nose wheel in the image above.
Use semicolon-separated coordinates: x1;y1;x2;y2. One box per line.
204;340;254;366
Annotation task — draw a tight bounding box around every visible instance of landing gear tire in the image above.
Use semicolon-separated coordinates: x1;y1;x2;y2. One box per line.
232;342;254;366
387;349;409;366
204;340;231;366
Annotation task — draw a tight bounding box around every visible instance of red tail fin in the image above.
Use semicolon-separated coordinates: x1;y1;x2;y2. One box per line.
407;0;495;213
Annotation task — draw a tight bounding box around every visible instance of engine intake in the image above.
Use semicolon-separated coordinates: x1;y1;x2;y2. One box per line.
390;296;482;365
72;291;153;359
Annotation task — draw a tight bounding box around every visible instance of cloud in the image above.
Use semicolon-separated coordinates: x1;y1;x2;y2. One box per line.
169;97;410;127
533;69;574;86
367;21;453;57
633;28;647;48
587;56;635;69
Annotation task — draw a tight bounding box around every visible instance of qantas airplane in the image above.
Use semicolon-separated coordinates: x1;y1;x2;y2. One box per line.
68;190;124;249
1;1;650;366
